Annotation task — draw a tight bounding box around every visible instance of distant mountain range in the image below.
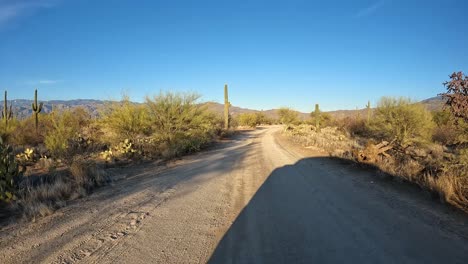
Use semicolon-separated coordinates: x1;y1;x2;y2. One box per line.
1;96;446;120
3;99;110;120
420;96;446;111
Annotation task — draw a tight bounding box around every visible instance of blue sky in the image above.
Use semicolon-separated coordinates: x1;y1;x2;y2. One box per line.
0;0;467;112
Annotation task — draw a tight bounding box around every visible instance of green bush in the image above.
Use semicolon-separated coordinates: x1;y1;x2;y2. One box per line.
338;116;371;137
370;97;434;146
309;111;333;128
277;107;300;125
238;113;259;127
0;118;19;144
146;92;221;157
44;108;90;159
254;112;272;125
99;96;150;144
433;109;468;145
9;117;44;146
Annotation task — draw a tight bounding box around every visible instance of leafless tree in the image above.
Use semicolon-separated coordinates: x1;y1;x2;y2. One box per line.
440;72;468;122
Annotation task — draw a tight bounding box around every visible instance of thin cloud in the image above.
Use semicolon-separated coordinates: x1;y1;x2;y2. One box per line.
24;79;63;85
38;79;62;84
355;0;386;18
0;0;59;28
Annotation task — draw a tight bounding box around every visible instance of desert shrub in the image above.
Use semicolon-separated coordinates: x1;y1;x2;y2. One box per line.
44;108;90;160
432;109;468;145
0;138;23;202
432;126;459;145
229;114;239;128
335;117;372;137
425;147;468;209
277;107;300;125
9;117;44;146
255;112;272;125
432;110;457;145
369;97;434;146
283;124;359;156
236;112;271;127
70;156;109;189
309;110;333;128
0;118;20;144
146;92;221;158
433;109;452;127
99;96;150;144
238;113;259;127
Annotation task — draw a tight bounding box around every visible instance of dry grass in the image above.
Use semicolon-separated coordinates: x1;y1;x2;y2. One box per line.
18;159;109;219
283;124;468;211
424;173;468;210
283;124;360;157
70;157;110;189
20;177;71;218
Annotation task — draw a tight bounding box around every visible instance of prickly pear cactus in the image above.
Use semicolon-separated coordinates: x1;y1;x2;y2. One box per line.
0;138;22;202
16;148;35;162
117;139;136;154
100;139;137;162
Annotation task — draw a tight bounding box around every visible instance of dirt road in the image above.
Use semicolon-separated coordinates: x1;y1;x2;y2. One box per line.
1;126;468;263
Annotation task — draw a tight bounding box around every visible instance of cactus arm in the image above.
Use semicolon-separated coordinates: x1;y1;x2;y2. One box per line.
8;104;12;120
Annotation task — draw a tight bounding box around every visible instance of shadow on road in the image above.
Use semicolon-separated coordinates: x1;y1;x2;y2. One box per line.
208;156;468;264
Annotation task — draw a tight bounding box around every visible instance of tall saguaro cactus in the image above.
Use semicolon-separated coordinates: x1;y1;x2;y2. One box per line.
31;89;43;132
315;104;321;132
2;91;13;128
366;100;371;123
224;84;230;130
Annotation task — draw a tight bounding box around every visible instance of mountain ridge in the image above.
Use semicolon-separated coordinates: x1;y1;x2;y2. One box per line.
2;96;445;120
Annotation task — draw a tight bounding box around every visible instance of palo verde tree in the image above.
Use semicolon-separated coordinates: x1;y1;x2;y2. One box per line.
371;97;434;146
278;107;299;125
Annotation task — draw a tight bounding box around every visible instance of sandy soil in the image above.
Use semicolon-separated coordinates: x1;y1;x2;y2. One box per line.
1;126;467;263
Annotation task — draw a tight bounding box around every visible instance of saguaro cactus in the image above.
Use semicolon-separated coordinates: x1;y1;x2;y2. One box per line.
315;104;320;132
2;91;13;128
224;84;230;129
366;100;371;123
31;89;43;132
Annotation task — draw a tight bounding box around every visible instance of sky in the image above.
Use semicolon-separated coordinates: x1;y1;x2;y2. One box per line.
0;0;467;112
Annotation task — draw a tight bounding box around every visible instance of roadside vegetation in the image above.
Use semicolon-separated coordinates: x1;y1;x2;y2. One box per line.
0;91;226;221
236;112;273;128
1;72;467;221
283;72;468;211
